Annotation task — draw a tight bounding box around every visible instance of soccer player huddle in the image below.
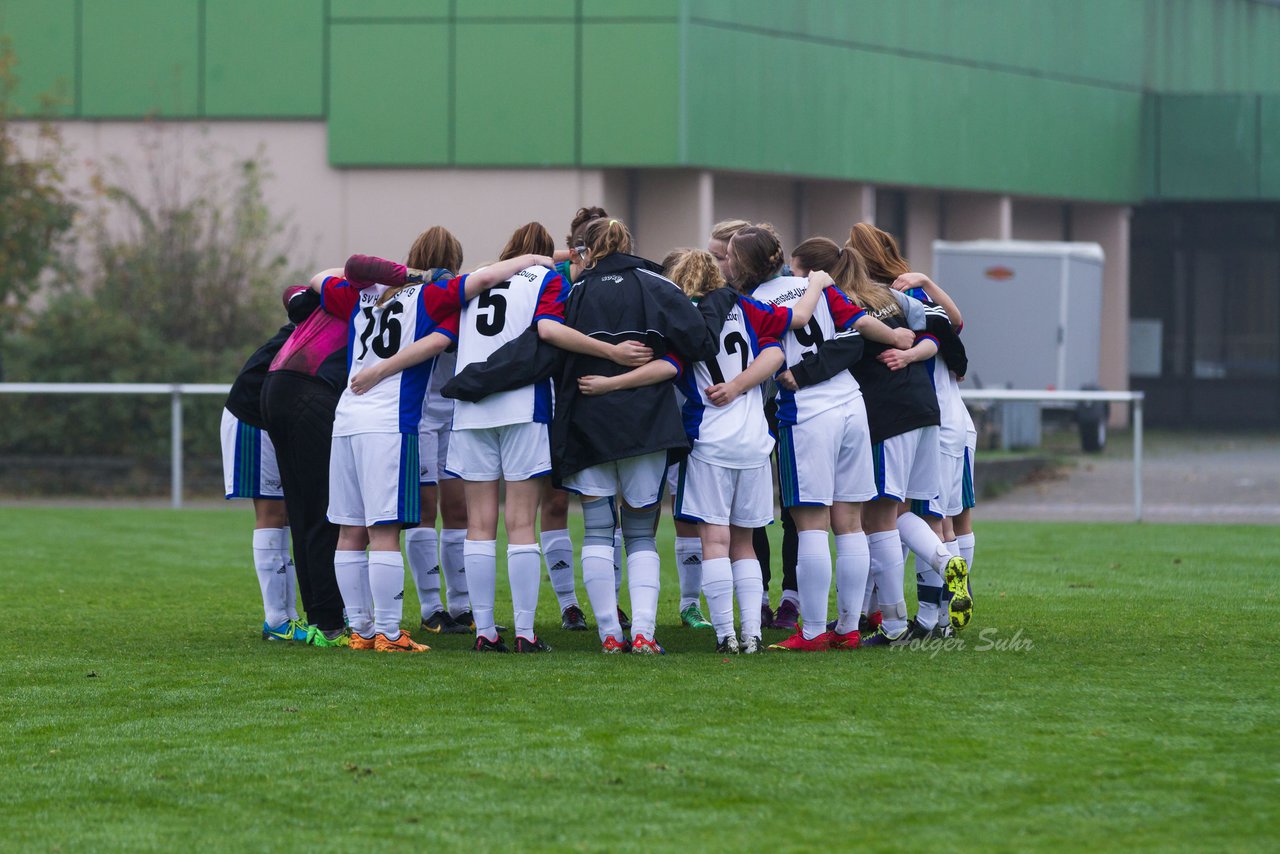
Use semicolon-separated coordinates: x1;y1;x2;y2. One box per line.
220;208;977;655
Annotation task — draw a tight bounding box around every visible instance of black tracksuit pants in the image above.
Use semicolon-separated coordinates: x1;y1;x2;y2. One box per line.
261;371;344;632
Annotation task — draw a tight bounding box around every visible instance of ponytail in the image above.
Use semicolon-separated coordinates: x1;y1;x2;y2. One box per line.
831;246;899;317
581;217;633;267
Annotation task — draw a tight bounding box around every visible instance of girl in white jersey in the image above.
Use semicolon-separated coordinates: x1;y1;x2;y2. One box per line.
318;244;556;652
667;249;829;654
728;224;912;652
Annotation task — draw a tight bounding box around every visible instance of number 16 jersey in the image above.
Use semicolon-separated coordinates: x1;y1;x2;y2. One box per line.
322;274;463;438
453;264;569;430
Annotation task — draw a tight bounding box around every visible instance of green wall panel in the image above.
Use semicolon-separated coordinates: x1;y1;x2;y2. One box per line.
0;0;76;115
330;0;448;20
205;0;324;117
81;0;199;117
328;23;449;165
581;0;678;19
459;0;575;19
580;22;678;166
1258;96;1280;199
454;22;573;165
1157;95;1259;199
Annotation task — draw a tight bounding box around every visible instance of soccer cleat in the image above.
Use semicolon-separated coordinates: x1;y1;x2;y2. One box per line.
262;619;307;642
452;610;508;633
421;610;469;634
935;621;956;639
348;632;376;651
768;630;834;651
305;625;350;648
560;604;589;631
680;604;713;630
374;631;430;652
740;635;763;654
860;611;883;635
944;556;973;630
904;618;935;642
859;626;911;647
760;602;775;629
715;634;741;654
829;628;861;650
514;635;553;653
473;634;509;653
630;634;665;655
616;607;632;631
772;599;800;631
601;636;630;654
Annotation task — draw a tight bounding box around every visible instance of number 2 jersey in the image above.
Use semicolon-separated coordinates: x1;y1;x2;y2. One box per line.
676;293;790;468
453;264;569;430
321;274;463;437
750;275;866;427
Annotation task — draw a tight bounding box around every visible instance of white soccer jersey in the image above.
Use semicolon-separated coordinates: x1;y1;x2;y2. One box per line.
677;294;789;468
453;264;568;430
421;347;457;428
751;275;866;427
934;354;975;456
320;275;463;437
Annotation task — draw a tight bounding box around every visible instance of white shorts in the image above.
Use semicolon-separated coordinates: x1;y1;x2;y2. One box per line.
418;420;454;485
873;426;941;503
445;422;551;482
220;409;283;500
328;432;420;527
562;451;668;508
915;447;976;518
674;456;774;528
776;400;876;507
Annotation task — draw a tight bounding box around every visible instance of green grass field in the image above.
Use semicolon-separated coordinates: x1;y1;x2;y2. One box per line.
3;508;1277;852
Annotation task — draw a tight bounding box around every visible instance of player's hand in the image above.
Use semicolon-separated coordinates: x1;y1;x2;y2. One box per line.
878;348;911;371
611;340;654;367
705;381;742;407
807;269;834;289
891;271;931;292
578;375;617;396
350;365;388;394
524;253;557;269
891;328;916;350
776;370;798;391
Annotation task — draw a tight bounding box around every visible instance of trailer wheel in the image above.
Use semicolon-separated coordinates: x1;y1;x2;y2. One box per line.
1077;386;1108;453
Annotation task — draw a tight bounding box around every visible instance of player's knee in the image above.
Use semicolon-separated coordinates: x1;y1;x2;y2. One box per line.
582;496;617;547
620;506;658;554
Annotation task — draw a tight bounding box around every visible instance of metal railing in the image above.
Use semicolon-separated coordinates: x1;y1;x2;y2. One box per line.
0;383;1146;519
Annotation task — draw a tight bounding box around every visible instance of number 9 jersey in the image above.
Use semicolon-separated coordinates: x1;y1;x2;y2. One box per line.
320;274;463;437
453;264;569;430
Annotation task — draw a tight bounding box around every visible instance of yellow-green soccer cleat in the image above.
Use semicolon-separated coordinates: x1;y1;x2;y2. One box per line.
944;555;972;630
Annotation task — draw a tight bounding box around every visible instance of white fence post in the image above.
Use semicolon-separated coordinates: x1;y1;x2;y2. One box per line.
171;386;184;510
1133;396;1144;523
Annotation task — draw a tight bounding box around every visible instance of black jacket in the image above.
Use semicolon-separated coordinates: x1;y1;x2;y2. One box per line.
445;253;723;480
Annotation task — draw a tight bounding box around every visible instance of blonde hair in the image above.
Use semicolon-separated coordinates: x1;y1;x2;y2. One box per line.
581;217;632;267
846;222;910;282
710;218;751;242
666;249;725;299
830;245;900;317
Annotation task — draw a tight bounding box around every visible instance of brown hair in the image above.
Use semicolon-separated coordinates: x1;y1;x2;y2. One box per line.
387;226;463;306
846;222;910;282
830;245;899;317
666;249;725;299
709;218;750;242
567;206;608;247
661;248;691;275
726;223;785;290
790;237;841;275
500;221;554;261
581;217;632;267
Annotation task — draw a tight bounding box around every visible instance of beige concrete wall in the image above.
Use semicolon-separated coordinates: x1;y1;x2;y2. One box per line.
945;192;1012;241
1011;201;1067;241
804;180;874;247
629;168;710;260
904;190;941;275
712;173;800;251
1073;203;1132;426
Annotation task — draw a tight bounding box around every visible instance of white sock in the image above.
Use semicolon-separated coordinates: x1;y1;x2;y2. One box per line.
613;527;624;595
441;528;470;616
957;532;976;570
796;529;832;640
252;528;289;627
541;528;578;610
464;539;498;641
582;543;622;642
627;549;661;639
834;532;870;634
897;511;953;572
280;526;299;621
508;543;542;641
404;527;442;618
368;550;406;638
863;574;879;617
675;536;703;610
868;530;907;635
334;550;372;637
700;557;735;641
732;558;764;639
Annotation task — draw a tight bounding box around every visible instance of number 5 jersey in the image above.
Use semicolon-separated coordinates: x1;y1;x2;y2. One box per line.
320;274;463;437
